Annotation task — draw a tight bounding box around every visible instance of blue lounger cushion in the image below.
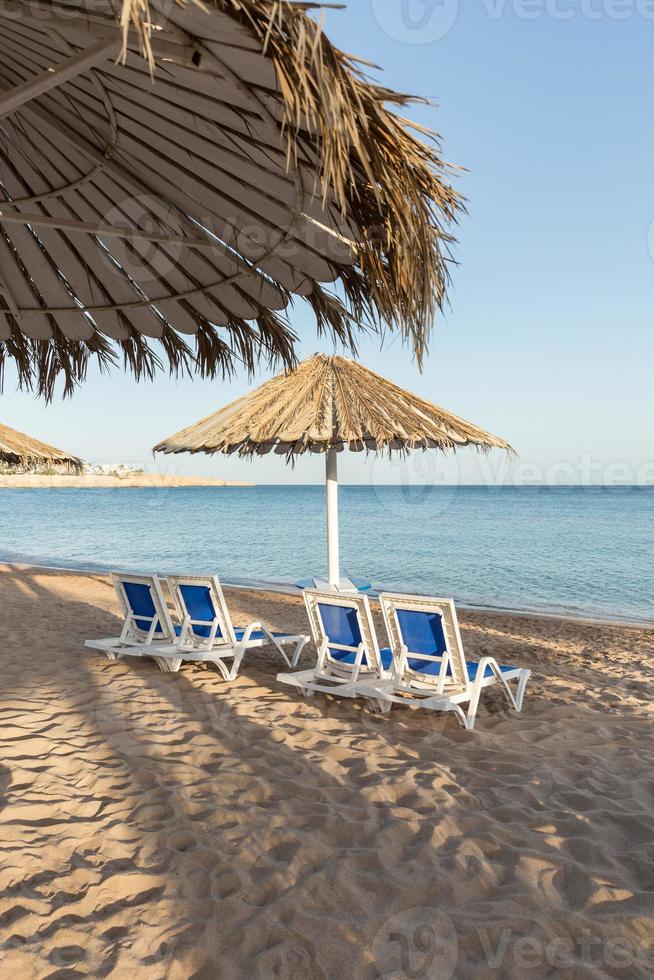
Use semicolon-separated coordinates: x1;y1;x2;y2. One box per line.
177;585;292;643
318;602;362;648
397;608;448;658
467;660;515;680
233;628;292;642
393;607;516;681
329;646;394;670
123;581;173;634
406;657;515;680
318;602;391;669
179;584;222;639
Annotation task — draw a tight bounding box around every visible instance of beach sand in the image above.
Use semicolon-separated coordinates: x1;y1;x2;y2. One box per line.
0;475;253;489
0;564;651;978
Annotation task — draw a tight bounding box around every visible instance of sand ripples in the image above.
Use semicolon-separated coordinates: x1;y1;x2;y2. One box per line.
0;565;652;977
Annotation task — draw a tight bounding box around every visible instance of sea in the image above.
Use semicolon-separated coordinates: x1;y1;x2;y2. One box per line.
0;485;651;625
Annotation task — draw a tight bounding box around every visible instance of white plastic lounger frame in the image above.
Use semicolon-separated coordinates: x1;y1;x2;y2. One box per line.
358;593;531;730
277;589;391;699
85;573;182;672
162;575;309;680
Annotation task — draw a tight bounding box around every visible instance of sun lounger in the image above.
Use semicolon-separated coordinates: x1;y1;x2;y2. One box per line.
86;573;308;678
277;589;393;698
357;593;531;730
161;575;309;680
84;573;183;671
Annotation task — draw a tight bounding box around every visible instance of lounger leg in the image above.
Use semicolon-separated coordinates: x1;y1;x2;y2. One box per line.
464;681;484;730
261;630;308;669
418;697;471;729
477;658;521;713
270;634;293;668
225;646;246;682
466;662;531;726
464;703;479;730
495;676;518;711
153;656;183;673
104;651;118;662
213;659;233;683
365;697;392;715
514;669;531;712
290;636;309;669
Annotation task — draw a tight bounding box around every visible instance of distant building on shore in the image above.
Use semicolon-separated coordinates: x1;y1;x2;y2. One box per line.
83;464;145;477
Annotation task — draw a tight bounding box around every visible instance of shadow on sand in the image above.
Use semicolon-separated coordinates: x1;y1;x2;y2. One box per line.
0;564;650;978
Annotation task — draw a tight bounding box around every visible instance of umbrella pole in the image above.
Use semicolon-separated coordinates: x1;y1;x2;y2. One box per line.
326;447;340;588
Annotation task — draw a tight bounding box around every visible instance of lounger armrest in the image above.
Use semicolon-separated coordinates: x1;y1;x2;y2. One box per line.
239;623;305;645
476;656;506;684
477;658;527;682
237;622;264;645
176;614;192;646
474;656;526;713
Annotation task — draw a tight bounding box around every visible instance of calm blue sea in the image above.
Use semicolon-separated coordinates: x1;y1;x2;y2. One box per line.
0;485;651;624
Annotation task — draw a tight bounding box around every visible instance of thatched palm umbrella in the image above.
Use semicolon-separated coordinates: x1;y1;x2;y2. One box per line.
0;0;462;399
0;422;83;472
154;354;512;589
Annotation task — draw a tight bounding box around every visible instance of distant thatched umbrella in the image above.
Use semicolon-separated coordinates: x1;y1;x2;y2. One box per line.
0;422;83;472
0;0;463;399
154;354;512;588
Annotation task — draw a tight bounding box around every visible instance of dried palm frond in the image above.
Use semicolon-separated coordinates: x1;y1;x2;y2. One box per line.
0;421;83;471
0;0;464;399
218;0;464;360
154;354;513;461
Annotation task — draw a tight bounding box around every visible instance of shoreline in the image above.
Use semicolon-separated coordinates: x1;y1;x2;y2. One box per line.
0;474;254;489
2;559;651;630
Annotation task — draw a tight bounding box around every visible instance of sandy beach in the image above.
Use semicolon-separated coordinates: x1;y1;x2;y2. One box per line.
0;563;652;978
0;475;253;489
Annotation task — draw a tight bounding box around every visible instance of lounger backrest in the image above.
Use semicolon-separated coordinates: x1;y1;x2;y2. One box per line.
112;573;176;642
303;589;384;675
379;593;469;688
167;575;236;646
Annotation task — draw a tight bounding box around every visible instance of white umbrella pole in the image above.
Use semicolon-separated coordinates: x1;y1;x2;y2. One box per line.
326;447;340;588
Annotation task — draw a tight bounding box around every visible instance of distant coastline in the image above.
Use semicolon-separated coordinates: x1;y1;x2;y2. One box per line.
0;475;254;489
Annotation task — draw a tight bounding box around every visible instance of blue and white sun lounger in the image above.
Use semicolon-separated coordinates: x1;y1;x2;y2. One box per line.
163;575;309;680
277;589;393;699
357;593;531;730
85;573;183;671
86;573;308;679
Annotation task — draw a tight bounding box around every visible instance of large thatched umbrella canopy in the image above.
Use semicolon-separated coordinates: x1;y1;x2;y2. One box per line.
0;422;83;472
154;354;512;588
0;0;462;399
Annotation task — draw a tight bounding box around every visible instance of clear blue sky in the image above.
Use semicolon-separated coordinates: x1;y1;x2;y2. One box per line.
2;2;652;485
